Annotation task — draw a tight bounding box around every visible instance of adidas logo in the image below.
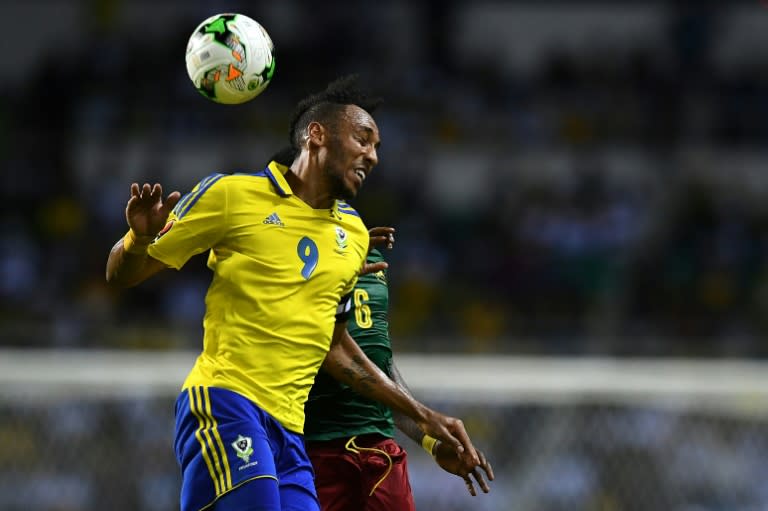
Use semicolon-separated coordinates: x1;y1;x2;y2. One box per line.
263;212;285;227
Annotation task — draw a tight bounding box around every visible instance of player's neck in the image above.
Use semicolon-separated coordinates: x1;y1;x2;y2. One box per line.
287;157;335;210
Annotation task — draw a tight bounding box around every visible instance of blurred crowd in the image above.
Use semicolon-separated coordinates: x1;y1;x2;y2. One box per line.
2;0;768;356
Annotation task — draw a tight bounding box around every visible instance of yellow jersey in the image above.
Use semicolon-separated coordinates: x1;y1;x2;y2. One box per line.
147;161;369;433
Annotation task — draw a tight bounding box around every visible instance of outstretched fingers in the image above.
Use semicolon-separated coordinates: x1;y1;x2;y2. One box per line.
459;449;493;496
471;450;493;494
464;476;478;497
150;183;163;201
125;182;181;237
477;449;494;484
369;235;394;250
368;226;395;237
161;189;182;215
129;183;181;210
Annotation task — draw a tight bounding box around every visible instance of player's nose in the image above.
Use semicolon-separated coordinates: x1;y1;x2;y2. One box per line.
364;145;378;168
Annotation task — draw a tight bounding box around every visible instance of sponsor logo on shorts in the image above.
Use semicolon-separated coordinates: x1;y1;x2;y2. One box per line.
232;434;259;470
232;434;253;462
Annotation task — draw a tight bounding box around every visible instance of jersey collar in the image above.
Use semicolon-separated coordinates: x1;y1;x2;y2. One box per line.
267;160;343;218
266;161;293;197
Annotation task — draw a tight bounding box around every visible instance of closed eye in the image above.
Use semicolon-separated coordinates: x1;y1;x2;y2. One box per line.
357;127;381;150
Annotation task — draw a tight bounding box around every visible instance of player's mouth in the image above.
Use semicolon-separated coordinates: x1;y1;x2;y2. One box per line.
352;167;367;187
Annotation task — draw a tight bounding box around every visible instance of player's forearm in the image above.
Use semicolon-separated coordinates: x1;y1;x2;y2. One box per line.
323;328;430;425
389;360;427;445
105;236;161;287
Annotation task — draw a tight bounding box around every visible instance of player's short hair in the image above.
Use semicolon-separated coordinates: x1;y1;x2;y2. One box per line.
289;74;382;150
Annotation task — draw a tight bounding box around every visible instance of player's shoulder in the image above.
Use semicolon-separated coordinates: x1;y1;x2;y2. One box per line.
173;170;273;217
336;201;368;237
185;170;272;190
218;169;275;186
336;201;365;225
336;200;361;217
206;169;280;199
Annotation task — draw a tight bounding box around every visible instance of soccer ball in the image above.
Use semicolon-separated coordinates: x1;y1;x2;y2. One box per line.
185;13;276;104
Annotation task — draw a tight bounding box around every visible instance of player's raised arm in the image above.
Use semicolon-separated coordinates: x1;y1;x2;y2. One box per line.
105;182;180;287
322;324;481;467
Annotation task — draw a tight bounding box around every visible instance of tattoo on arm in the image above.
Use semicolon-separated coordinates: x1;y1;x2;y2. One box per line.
334;354;378;396
389;359;413;395
389;359;426;444
350;354;378;394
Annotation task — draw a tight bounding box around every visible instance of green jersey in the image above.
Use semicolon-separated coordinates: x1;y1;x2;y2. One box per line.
304;249;395;441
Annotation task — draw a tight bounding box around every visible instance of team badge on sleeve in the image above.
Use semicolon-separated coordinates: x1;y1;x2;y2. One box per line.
154;220;175;242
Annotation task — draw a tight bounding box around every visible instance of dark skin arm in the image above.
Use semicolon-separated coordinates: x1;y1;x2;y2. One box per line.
322;323;480;467
390;360;494;496
105;182;181;287
359;225;493;494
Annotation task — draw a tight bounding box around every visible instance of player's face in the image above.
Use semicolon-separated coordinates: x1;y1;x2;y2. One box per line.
323;105;380;201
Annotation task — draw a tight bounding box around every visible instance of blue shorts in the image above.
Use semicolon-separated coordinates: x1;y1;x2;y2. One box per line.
174;386;319;511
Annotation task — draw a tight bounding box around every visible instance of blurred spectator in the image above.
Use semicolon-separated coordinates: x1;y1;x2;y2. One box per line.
3;0;768;356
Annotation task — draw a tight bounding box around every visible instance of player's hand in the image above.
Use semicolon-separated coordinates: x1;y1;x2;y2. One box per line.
418;409;480;470
360;226;394;275
433;441;494;496
126;183;181;239
368;226;395;251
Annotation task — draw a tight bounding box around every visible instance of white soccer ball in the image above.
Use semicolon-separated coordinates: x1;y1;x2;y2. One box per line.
185;13;276;104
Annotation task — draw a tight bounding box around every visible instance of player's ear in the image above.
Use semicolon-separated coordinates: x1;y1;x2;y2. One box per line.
306;121;326;147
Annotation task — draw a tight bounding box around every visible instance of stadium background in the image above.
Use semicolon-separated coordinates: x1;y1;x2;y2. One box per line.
3;0;768;510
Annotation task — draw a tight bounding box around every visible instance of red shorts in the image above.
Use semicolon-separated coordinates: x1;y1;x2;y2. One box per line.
306;434;416;511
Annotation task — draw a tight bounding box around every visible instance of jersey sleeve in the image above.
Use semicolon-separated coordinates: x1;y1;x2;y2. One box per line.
147;173;228;269
334;212;368;323
334;288;355;323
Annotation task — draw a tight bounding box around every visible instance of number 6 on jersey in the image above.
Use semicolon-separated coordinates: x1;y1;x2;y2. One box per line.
297;237;319;279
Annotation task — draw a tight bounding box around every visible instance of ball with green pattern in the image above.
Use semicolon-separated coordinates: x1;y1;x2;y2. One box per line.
185;13;276;104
